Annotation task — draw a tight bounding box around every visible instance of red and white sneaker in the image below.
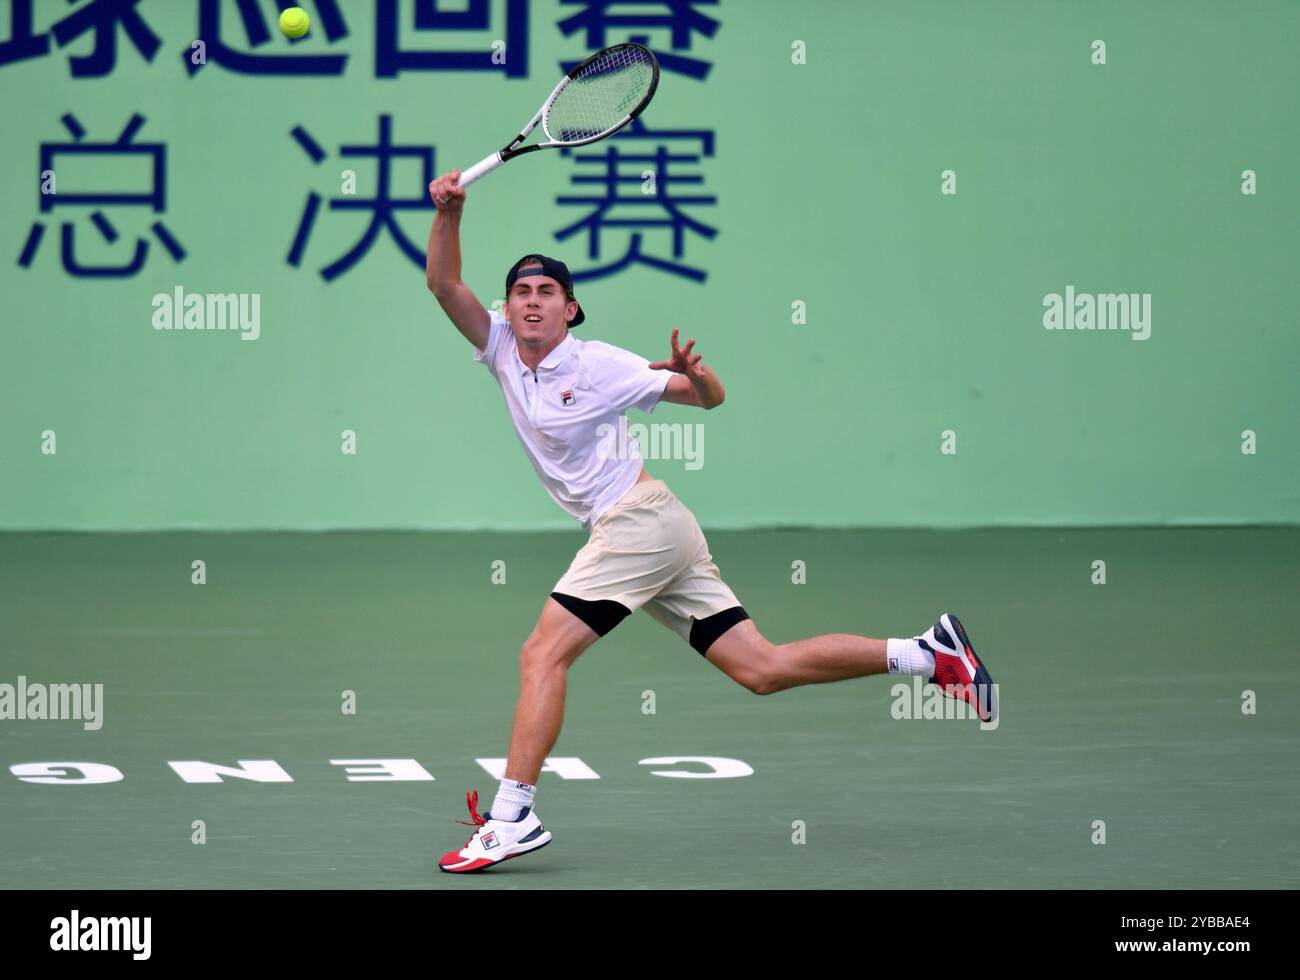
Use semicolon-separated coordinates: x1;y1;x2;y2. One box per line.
437;789;552;874
917;613;998;724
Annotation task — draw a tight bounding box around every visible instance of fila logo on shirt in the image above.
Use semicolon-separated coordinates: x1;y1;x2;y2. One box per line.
560;389;575;406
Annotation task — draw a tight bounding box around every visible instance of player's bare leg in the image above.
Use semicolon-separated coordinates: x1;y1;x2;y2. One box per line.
504;597;602;784
704;620;886;693
439;597;600;873
703;615;996;722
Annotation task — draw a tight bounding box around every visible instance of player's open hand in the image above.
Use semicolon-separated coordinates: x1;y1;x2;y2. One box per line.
428;169;466;214
649;328;704;378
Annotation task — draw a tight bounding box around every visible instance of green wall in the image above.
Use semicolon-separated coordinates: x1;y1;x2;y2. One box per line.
2;1;1296;530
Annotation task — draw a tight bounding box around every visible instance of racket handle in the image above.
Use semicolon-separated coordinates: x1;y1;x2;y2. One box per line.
458;152;504;188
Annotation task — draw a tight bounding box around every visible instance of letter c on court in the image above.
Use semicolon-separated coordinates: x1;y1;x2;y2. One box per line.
638;756;753;779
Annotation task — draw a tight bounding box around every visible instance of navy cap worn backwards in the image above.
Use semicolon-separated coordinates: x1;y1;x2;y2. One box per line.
505;254;585;328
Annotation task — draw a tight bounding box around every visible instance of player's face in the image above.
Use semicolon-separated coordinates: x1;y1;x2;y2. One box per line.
506;275;577;344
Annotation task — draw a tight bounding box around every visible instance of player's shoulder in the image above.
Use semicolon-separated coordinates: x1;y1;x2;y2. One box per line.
484;306;515;348
488;307;515;333
573;334;642;366
474;307;515;365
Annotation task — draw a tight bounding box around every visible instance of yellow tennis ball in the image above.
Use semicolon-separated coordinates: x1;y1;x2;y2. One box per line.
279;7;310;39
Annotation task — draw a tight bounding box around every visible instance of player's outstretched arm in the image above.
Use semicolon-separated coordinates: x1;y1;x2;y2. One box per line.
426;168;490;352
652;328;726;409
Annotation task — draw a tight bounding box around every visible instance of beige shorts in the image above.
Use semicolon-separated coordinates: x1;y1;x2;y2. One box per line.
552;479;743;644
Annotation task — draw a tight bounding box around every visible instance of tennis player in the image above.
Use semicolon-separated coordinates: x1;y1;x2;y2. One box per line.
425;168;997;873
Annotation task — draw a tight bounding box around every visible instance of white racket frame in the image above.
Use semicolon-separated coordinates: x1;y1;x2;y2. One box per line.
457;42;660;188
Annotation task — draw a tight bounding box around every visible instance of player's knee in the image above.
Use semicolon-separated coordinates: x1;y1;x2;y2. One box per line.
748;664;786;696
704;621;783;695
519;633;569;675
731;641;784;696
735;668;782;696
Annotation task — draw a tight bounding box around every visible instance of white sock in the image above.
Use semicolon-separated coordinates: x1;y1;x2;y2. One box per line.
490;778;536;822
886;637;934;677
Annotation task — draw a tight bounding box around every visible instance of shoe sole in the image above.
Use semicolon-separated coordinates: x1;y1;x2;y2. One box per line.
438;832;553;874
941;613;997;724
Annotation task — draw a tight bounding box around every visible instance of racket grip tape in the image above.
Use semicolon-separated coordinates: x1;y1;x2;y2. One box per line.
458;153;505;188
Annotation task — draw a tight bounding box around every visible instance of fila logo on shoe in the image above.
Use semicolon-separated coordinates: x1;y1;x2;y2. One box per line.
480;831;499;850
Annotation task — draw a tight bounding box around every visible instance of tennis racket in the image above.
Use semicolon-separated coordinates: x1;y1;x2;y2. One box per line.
456;42;660;188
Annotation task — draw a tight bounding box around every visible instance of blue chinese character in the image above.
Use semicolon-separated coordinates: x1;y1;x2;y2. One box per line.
555;117;717;282
558;0;718;79
184;0;349;77
286;115;437;281
3;0;165;76
0;0;50;68
375;0;528;79
18;113;185;278
53;0;162;77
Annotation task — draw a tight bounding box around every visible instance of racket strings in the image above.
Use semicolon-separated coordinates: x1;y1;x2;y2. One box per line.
544;45;656;144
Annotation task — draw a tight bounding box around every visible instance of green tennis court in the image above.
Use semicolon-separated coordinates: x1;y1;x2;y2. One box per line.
3;526;1295;889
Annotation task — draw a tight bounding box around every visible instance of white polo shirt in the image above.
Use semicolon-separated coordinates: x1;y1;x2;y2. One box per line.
474;309;672;529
